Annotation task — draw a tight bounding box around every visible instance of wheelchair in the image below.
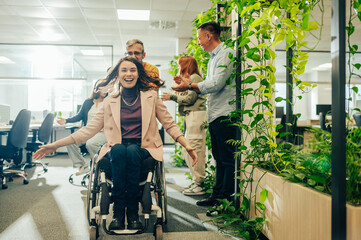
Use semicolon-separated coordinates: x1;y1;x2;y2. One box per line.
86;153;167;240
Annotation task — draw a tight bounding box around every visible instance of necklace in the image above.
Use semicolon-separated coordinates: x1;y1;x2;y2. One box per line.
121;93;139;107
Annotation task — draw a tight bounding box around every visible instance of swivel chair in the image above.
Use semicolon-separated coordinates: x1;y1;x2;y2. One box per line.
0;109;31;189
24;113;54;172
353;113;361;127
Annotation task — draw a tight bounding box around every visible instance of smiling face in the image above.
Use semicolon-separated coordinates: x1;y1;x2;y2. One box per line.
118;60;139;89
197;28;211;52
126;43;145;63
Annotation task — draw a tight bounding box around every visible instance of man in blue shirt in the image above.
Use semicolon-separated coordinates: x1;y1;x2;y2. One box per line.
173;21;236;215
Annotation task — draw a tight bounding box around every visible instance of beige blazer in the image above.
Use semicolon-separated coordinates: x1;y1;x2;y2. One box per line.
71;89;183;161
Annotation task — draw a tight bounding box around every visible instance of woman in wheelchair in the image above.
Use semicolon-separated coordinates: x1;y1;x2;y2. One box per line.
33;57;198;232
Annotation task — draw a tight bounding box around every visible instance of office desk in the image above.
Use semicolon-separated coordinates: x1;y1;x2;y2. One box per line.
0;123;79;153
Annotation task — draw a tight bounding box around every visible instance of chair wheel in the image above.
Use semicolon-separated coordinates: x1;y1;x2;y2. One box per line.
44;168;48;172
69;175;73;183
81;180;86;186
2;184;8;189
154;224;163;240
89;225;98;240
23;179;29;184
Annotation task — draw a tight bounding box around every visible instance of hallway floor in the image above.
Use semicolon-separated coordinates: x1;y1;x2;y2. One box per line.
0;146;237;240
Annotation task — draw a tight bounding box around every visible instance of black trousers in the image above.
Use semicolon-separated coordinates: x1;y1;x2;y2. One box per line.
209;116;236;200
109;139;150;215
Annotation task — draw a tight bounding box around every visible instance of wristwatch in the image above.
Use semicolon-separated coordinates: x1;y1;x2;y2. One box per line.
188;83;193;90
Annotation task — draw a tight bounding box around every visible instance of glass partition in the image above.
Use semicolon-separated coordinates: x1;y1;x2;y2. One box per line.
0;44;113;121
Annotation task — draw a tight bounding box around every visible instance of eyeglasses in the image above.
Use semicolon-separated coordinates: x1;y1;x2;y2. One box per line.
125;51;143;57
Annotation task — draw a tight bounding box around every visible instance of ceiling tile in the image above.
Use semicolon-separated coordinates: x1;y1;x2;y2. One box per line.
114;0;150;10
47;7;83;19
78;0;114;9
0;15;24;24
41;0;78;8
187;0;213;11
3;0;42;7
10;6;53;18
0;5;15;15
57;18;88;28
24;17;58;27
150;10;183;21
87;19;117;29
83;8;116;20
118;20;149;30
152;0;189;11
182;11;200;21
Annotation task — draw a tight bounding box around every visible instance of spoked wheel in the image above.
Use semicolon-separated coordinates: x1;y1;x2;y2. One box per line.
87;155;100;225
154;224;163;240
155;162;167;224
89;225;99;240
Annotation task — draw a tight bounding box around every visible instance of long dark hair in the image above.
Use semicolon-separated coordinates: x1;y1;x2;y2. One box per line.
98;57;164;97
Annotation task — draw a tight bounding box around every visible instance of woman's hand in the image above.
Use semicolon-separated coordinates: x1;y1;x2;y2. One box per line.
160;92;171;101
186;146;198;166
172;74;191;92
33;144;58;159
57;118;66;125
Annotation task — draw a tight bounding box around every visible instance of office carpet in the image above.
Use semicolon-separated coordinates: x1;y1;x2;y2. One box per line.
0;147;236;240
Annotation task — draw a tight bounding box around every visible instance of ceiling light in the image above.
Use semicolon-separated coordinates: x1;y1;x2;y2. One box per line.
81;50;104;56
117;9;150;21
0;56;15;64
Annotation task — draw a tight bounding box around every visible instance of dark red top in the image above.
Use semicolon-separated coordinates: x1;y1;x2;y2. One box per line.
121;87;142;139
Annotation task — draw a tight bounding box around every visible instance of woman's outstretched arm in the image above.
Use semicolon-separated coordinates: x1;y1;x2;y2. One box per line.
33;136;75;159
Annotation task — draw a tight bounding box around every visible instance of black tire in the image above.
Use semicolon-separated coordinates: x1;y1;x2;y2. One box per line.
87;157;100;226
89;225;99;240
154;224;163;240
23;179;29;184
155;162;167;224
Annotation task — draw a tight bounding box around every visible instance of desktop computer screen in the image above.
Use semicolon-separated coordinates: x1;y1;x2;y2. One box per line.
316;104;332;115
0;104;10;124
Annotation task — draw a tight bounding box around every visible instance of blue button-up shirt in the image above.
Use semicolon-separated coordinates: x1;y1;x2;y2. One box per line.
198;42;236;123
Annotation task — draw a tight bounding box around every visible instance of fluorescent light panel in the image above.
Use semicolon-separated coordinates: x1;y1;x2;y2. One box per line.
81;50;104;56
0;56;15;64
117;9;150;21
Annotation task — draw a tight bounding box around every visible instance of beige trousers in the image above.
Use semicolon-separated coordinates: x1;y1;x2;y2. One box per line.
182;111;207;185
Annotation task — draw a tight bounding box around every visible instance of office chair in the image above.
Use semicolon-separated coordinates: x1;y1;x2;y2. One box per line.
24;113;54;172
0;109;31;189
353;114;361;127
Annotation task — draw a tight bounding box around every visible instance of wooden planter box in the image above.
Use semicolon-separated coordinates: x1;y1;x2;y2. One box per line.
242;165;361;240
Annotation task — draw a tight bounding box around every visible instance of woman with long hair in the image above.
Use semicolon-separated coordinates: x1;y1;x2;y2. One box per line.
33;57;197;231
161;56;207;195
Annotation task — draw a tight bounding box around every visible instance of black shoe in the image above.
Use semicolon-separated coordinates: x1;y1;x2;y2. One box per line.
127;219;143;231
126;208;143;231
109;218;125;230
196;196;217;207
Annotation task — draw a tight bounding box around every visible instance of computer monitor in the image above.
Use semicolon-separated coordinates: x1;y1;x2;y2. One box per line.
0;104;10;124
316;104;332;131
276;106;284;118
316;104;332;115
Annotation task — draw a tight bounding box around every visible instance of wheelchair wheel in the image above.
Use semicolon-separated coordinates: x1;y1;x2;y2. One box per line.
89;225;99;240
154;162;167;224
87;155;101;226
154;224;163;240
